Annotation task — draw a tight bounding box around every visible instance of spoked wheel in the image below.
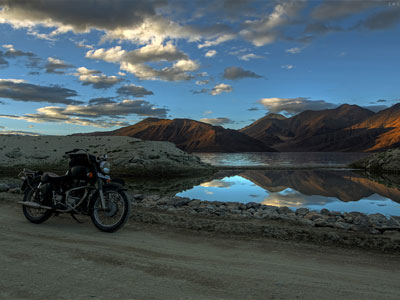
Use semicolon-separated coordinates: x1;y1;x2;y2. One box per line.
22;188;53;224
90;188;130;232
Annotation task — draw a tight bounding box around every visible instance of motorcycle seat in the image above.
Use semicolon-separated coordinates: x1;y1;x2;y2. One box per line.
41;172;68;183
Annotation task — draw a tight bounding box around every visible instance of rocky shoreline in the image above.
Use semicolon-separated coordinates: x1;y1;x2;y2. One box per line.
1;182;399;251
129;194;400;251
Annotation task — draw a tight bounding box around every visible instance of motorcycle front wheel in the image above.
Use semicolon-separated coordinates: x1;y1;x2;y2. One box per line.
22;188;53;224
90;187;130;232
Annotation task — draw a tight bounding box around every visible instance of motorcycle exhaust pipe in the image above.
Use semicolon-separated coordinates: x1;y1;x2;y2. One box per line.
18;201;52;210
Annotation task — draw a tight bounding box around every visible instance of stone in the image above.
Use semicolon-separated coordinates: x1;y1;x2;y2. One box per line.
314;218;334;228
304;211;322;221
277;206;292;215
295;207;309;217
334;222;353;230
320;208;330;215
246;202;261;210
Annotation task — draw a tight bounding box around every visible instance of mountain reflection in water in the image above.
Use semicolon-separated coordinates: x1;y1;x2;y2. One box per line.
177;170;400;216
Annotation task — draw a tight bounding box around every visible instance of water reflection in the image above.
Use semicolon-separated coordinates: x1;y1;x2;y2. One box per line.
177;170;400;216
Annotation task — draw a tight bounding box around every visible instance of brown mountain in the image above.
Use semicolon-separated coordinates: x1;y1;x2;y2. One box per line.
78;118;276;153
241;104;383;152
280;103;400;152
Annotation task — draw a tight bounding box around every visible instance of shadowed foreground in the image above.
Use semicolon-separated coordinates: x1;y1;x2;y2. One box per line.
0;202;399;300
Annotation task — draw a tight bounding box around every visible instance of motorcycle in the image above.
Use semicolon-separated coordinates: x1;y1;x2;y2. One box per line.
18;148;130;232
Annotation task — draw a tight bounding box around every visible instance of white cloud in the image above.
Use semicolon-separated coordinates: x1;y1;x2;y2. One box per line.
240;1;305;46
196;80;209;85
205;50;217;57
200;117;233;125
87;43;199;81
239;53;263;61
259;97;337;115
198;33;236;48
281;64;294;69
74;67;123;89
0;99;168;128
210;83;232;96
286;47;302;54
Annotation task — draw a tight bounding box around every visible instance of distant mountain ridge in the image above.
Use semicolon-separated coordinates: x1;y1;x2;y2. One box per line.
75;103;400;152
76;118;276;153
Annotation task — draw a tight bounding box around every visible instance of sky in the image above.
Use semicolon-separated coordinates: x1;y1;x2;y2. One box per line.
0;0;399;135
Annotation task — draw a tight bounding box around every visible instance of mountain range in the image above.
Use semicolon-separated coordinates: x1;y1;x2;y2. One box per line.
75;103;400;152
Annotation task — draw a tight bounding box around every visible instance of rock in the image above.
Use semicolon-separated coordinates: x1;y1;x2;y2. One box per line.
314;218;334;228
277;206;292;215
0;183;9;192
246;202;261;210
368;213;387;227
350;149;400;174
304;211;322;221
334;222;353;230
320;208;330;215
295;207;309;217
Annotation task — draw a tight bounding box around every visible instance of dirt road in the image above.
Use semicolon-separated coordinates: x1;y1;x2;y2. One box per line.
1;200;399;300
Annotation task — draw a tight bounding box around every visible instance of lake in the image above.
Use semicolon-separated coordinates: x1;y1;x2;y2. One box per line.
194;152;369;167
174;153;400;216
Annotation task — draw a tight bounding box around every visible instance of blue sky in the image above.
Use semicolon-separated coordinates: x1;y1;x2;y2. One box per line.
0;0;399;135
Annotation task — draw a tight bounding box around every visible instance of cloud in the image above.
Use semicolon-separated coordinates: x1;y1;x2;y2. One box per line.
0;129;43;136
259;97;337;115
210;83;232;95
198;33;236;48
200;117;233;125
0;0;160;35
191;88;209;94
74;39;93;49
311;0;381;21
116;84;154;97
74;67;123;89
239;53;263;61
223;66;262;80
195;80;209;85
0;79;81;104
205;50;217;57
362;105;387;113
376;99;387;103
248;107;259;111
0;44;40;69
45;57;74;74
304;22;344;35
239;1;305;46
203;110;212;115
285;47;302;54
281;64;294;69
87;43;200;81
358;7;400;30
88;97;116;105
0;99;168;128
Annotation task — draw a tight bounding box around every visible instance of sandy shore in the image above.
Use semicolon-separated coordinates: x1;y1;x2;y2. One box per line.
1;195;400;300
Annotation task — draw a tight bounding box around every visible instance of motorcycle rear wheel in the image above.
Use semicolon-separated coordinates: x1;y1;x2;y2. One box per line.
22;188;53;224
90;188;130;232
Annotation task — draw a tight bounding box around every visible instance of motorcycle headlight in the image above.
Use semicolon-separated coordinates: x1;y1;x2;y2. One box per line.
100;161;111;174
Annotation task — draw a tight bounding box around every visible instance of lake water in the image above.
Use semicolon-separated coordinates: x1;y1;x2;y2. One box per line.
194;152;369;167
176;152;400;216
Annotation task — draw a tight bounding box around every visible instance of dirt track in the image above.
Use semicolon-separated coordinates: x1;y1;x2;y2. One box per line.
1;199;400;300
